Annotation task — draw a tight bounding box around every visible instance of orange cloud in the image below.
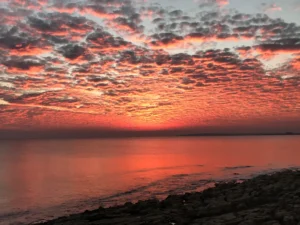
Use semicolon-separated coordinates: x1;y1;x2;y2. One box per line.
291;56;300;70
81;8;118;20
255;48;300;55
6;65;45;74
9;45;52;56
50;7;77;14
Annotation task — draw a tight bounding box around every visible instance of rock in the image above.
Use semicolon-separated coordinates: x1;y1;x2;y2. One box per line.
237;203;247;210
274;210;287;220
84;212;107;222
129;199;157;214
218;212;236;221
238;220;255;225
263;221;281;225
283;215;296;225
124;202;133;208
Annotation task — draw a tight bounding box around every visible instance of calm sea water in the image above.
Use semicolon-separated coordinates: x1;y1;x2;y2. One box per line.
0;136;300;224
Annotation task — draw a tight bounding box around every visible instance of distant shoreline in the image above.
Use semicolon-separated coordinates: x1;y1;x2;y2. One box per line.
36;169;300;225
0;131;299;140
178;132;300;137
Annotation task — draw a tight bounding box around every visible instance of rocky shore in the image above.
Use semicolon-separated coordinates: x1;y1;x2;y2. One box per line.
35;170;300;225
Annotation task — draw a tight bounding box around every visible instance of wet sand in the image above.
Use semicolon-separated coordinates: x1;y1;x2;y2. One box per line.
35;170;300;225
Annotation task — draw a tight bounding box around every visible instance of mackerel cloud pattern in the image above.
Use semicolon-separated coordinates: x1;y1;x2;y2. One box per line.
0;0;299;131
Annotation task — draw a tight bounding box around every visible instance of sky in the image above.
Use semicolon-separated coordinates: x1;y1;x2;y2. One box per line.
0;0;299;135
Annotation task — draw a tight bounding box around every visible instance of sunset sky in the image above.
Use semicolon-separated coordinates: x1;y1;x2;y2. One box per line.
0;0;299;134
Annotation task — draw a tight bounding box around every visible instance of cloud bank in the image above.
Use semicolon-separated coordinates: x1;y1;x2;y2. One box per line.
0;0;299;132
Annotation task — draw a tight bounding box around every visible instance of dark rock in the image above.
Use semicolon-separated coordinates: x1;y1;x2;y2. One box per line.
237;203;247;210
283;215;296;225
263;221;281;225
124;202;133;208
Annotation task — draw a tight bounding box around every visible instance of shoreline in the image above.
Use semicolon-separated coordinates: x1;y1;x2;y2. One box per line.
35;169;300;225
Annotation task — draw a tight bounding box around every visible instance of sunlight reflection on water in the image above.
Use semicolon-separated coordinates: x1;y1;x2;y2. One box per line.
0;136;300;224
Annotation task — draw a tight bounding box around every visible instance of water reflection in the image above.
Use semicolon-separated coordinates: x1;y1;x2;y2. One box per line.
0;136;300;224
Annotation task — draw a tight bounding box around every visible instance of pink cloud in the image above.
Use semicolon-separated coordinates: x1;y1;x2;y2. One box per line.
194;0;229;7
216;0;229;6
264;3;282;12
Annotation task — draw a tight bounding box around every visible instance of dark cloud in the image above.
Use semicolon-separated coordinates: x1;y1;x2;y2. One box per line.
256;38;300;52
0;89;60;104
42;34;69;44
87;29;128;48
87;75;110;82
140;5;166;16
84;4;115;19
0;26;39;50
170;67;184;73
171;53;193;65
145;9;300;48
195;82;206;87
94;82;109;87
47;96;79;104
213;51;240;64
45;67;66;73
150;32;184;46
3;56;45;70
169;10;183;18
182;77;196;85
50;1;84;11
200;11;220;22
72;65;92;73
29;12;95;33
129;13;142;24
160;68;169;75
186;32;207;39
152;18;165;24
113;16;144;32
58;44;86;60
105;89;118;96
189;73;208;79
113;4;137;17
198;0;216;8
1;6;33;20
88;0;131;3
28;15;61;32
155;54;171;65
181;16;191;21
120;50;140;64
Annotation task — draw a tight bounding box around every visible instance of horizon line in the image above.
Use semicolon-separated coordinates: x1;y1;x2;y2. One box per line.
0;130;299;140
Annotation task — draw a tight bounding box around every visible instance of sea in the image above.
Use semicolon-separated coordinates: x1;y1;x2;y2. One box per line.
0;136;300;225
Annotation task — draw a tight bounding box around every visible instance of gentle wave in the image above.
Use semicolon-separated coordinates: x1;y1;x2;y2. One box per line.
222;165;253;170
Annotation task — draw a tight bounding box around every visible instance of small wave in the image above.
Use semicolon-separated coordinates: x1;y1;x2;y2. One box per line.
171;174;189;178
0;210;31;225
72;172;209;207
126;164;204;174
223;166;253;170
0;210;30;220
